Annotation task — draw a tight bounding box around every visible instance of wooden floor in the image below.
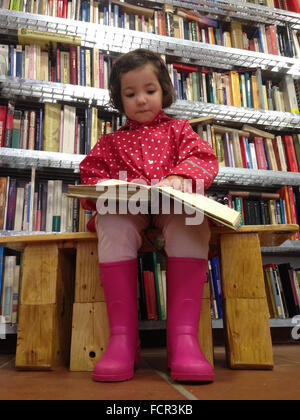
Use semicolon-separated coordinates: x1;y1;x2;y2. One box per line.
1;345;299;400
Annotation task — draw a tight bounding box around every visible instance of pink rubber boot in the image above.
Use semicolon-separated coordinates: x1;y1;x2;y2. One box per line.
167;257;214;382
93;259;140;382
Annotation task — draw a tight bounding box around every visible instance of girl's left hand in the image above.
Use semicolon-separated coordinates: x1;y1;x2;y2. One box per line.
156;175;193;193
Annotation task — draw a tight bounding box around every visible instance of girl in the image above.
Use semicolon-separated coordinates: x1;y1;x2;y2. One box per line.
79;49;219;382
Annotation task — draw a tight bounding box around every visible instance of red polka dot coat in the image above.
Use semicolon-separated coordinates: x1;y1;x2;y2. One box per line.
79;110;219;212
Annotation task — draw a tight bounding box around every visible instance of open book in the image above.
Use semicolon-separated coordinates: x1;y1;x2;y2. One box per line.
68;180;241;230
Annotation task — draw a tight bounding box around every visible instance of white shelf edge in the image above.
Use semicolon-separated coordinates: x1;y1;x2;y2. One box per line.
2;148;300;186
0;10;300;75
0;318;294;339
1;77;300;131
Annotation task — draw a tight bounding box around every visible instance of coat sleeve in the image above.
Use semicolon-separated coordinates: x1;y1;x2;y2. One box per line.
79;137;111;211
166;121;219;191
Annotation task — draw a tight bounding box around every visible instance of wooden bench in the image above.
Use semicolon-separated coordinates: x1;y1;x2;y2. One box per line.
0;223;298;372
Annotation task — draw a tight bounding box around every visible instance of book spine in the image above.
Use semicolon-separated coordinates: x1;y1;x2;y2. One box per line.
5;178;17;230
69;46;77;85
211;256;223;318
36;183;43;231
0;106;7;147
0;177;8;230
80;47;85;86
11;264;20;324
253;137;267;170
283;135;298;172
27;110;36;150
42;103;61;152
143;271;152;320
1;256;16;323
4;101;15;148
152;252;162;320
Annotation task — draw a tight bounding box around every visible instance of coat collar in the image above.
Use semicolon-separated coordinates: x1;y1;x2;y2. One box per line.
119;110;172;131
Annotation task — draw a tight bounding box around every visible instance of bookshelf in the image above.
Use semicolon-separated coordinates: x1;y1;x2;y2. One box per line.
0;0;300;339
1;76;300;129
140;317;300;329
2;148;300;187
0;77;112;109
1;9;300;74
138;0;300;30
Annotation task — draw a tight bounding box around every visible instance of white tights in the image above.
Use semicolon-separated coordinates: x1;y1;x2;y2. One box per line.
95;213;211;263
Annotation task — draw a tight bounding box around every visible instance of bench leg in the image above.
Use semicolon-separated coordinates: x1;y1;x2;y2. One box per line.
70;302;109;372
70;240;109;371
220;233;274;370
16;243;74;370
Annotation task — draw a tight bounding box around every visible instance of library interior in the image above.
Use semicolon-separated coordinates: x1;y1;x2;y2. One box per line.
0;0;300;401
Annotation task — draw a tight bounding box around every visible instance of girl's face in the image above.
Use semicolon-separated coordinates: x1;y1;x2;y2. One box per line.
120;64;163;124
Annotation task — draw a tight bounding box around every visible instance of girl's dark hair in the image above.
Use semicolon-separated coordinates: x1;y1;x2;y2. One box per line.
109;49;176;113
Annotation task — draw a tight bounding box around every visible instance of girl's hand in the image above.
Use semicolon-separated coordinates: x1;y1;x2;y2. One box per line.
156;175;193;193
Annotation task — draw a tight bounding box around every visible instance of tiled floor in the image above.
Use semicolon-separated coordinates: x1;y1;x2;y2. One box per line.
1;345;299;400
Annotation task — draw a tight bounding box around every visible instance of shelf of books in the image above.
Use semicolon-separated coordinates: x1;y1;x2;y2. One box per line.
135;251;300;330
1;149;300;187
0;178;300;236
262;239;300;254
169;101;300;130
0;147;85;171
262;262;300;321
1;77;300;131
1;104;300;188
215;168;300;187
1;248;298;336
0;77;112;109
0;9;300;74
3;0;300;29
140;0;300;29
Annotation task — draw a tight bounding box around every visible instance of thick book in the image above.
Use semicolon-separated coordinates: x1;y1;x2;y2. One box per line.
253;137;268;170
143;270;158;320
282;135;299;172
211;255;223;319
0;177;8;230
42;103;61;152
0;105;7;147
68;180;241;230
111;0;154;18
17;28;81;50
4;101;14;148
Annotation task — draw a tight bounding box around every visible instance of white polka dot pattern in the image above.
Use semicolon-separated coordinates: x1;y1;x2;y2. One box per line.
79;110;219;211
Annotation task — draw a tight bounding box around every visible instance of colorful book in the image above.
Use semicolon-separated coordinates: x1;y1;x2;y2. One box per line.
42;103;61;152
211;255;223;319
0;105;7;147
282;135;299;172
4;101;14;148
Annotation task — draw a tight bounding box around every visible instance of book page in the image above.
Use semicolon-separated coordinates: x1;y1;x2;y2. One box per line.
95;180;241;229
